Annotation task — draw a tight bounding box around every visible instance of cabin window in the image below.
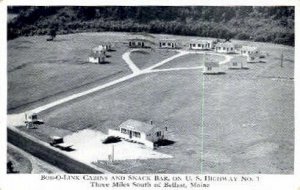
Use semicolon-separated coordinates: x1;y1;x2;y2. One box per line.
207;66;212;70
193;44;196;47
156;131;161;137
231;47;233;51
133;131;141;138
121;128;127;134
167;43;171;46
31;115;37;120
198;44;201;47
163;42;166;46
223;47;226;50
233;62;238;66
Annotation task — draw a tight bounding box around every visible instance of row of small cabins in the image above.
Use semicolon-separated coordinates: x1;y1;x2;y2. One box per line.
89;39;261;64
129;38;260;56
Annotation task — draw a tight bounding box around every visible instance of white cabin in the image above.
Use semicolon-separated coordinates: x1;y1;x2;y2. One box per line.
89;45;106;63
189;40;213;50
215;42;236;54
108;119;165;149
159;39;177;49
203;62;224;74
129;39;148;48
240;46;259;56
228;61;248;69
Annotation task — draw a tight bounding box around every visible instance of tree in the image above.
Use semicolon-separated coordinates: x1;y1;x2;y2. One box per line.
47;23;58;41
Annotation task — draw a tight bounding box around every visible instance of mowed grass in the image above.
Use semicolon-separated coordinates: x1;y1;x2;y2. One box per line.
8;33;133;113
129;49;178;69
157;53;225;69
7;145;32;173
36;70;204;173
10;32;294;174
202;43;294;174
8;33;182;114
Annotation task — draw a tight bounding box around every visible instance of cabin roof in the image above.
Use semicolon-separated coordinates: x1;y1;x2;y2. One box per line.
119;119;156;133
205;62;219;67
89;51;105;58
241;46;258;51
92;45;106;52
190;39;213;44
159;39;176;42
215;42;235;48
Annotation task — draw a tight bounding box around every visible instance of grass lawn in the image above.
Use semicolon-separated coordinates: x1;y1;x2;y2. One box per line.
129;49;178;70
202;43;294;174
7;145;32;173
24;70;204;174
9;32;294;174
8;33;133;113
157;53;225;69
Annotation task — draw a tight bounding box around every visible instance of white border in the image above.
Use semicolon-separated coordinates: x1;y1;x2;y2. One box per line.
0;1;299;190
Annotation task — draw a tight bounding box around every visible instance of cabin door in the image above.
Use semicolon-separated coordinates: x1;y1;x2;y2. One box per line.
129;131;132;139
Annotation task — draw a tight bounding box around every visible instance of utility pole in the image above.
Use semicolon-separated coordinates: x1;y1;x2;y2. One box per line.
112;145;114;162
280;52;284;68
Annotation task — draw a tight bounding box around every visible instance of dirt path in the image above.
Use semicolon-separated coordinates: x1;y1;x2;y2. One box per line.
122;50;142;74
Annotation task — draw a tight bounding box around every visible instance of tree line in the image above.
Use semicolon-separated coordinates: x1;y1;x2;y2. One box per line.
8;6;294;46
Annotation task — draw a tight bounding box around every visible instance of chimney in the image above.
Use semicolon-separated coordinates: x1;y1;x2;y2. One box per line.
150;120;153;125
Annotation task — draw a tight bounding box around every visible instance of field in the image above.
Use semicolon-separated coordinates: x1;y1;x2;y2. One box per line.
7;33;176;113
8;32;294;174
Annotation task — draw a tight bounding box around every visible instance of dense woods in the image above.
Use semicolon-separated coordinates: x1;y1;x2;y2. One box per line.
8;6;295;46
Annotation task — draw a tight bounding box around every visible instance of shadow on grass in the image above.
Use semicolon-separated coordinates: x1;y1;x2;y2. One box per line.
103;136;121;144
228;67;249;70
155;139;175;147
61;147;76;152
107;49;116;52
203;72;226;75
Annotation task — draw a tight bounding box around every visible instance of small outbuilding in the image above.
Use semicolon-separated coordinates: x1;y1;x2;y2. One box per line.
103;43;112;51
89;45;106;63
215;42;236;54
159;39;178;49
128;38;150;48
189;40;213;50
247;53;261;63
203;61;225;74
108;119;166;149
240;46;259;56
228;61;248;69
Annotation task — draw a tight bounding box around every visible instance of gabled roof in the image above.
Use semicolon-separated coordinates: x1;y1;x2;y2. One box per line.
205;62;219;67
190;39;213;44
159;39;176;42
215;42;235;48
241;46;258;51
128;38;155;45
90;45;106;58
119;119;155;133
90;51;105;58
92;45;106;52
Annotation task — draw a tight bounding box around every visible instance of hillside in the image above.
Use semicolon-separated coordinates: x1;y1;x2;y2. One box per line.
7;6;294;46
